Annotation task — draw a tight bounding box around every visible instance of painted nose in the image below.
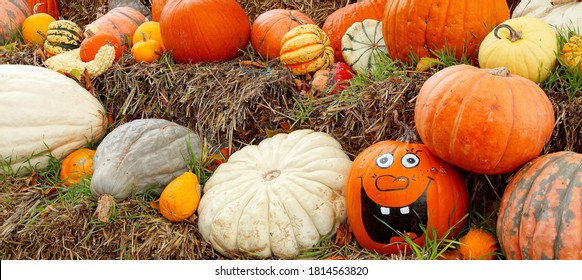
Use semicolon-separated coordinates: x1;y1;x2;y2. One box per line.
375;175;409;191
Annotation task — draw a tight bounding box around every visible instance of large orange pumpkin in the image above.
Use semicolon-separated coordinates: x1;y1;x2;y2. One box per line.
159;0;251;64
0;0;32;45
345;140;469;255
84;6;146;49
497;151;582;259
322;0;387;63
151;0;169;22
26;0;59;19
414;65;555;175
382;0;510;64
251;9;314;60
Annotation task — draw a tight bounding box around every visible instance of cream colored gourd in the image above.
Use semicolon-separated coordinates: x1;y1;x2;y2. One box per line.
341;19;388;74
0;64;107;175
478;17;558;83
512;0;582;32
198;129;352;259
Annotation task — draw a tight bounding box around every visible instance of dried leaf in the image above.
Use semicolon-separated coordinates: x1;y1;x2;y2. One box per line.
334;223;353;247
185;214;198;224
149;199;160;210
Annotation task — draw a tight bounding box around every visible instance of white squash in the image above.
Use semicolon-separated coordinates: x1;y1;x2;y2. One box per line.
341;19;388;74
0;64;107;175
512;0;582;32
198;129;352;259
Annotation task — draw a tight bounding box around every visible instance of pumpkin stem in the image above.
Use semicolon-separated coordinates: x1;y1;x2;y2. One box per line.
85;29;96;38
141;31;147;43
94;194;116;223
288;11;307;25
394;110;418;143
36;30;47;40
263;169;281;181
33;2;45;14
489;67;510;77
493;24;522;42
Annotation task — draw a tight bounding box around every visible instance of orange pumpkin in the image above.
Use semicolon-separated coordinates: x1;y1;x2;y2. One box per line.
151;0;169;22
382;0;510;64
84;6;146;50
159;171;201;222
131;32;164;63
0;0;32;45
497;151;582;260
322;0;387;63
414;65;555;175
132;21;165;51
250;9;314;59
25;0;59;19
79;31;123;62
458;228;499;260
159;0;250;64
345;140;469;255
21;3;56;45
60;148;96;186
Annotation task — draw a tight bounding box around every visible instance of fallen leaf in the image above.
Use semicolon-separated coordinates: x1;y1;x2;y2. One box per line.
334;223;353;247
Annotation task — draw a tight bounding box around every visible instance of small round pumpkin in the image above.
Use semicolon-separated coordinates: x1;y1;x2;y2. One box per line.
458;228;499;260
132;21;165;51
341;19;388;74
497;151;582;260
159;171;201;222
560;34;582;71
279;24;334;75
80;32;123;62
59;148;96;186
345;140;469;255
414;65;555;175
250;9;314;59
131;32;164;63
21;3;56;45
478;17;558;83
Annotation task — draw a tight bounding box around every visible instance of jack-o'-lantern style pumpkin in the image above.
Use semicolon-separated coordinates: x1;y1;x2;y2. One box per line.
345;140;469;255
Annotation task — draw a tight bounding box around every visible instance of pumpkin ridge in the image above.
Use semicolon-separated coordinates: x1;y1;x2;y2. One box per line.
490;74;516;171
282;175;333;235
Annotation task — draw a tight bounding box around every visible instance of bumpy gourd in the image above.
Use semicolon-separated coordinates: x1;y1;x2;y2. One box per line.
198;129;352;259
0;65;107;175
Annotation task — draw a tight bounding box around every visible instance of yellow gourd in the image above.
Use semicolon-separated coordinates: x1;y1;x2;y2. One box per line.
21;3;56;45
279;24;334;75
560;34;582;71
159;171;201;222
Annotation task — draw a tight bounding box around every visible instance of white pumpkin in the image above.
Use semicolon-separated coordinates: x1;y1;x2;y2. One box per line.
512;0;582;32
198;129;352;259
341;19;388;74
0;64;107;175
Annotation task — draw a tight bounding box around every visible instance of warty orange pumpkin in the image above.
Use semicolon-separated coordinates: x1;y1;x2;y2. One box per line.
60;148;96;186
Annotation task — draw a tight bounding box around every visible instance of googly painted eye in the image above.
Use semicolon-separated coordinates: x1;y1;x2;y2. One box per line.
401;153;420;168
375;153;394;168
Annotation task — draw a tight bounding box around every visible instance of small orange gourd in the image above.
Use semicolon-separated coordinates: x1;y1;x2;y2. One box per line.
458;228;499;260
132;21;165;51
159;171;201;222
60;148;96;186
131;32;163;63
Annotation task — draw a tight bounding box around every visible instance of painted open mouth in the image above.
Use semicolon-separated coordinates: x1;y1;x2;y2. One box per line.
360;186;428;244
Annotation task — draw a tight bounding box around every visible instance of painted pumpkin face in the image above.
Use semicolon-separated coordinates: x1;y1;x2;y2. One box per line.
345;140;469;255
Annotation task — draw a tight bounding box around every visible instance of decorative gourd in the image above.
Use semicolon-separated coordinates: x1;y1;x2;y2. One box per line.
279;24;334;75
159;0;250;64
80;31;123;62
322;0;388;63
497;151;582;260
132;21;165;51
414;65;555;175
383;0;510;64
84;6;146;49
458;228;499;260
310;62;354;96
250;9;314;59
0;0;31;45
43;20;83;58
512;0;582;32
131;32;164;63
22;3;56;45
90;119;202;222
44;44;116;78
345;140;468;255
59;148;96;186
198;129;352;259
151;0;169;22
560;34;582;71
159;171;201;222
341;19;388;75
0;65;107;176
26;0;59;19
479;17;558;83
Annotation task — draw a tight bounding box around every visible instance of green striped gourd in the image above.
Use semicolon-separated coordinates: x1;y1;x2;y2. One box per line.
43;20;83;57
341;19;388;75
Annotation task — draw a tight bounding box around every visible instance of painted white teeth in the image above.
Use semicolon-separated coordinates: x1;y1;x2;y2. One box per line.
380;207;390;215
400;206;410;214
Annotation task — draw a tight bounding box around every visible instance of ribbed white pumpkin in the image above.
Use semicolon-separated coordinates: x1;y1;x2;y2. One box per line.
198;129;352;259
341;19;388;74
0;64;107;175
512;0;582;32
90;118;202;202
